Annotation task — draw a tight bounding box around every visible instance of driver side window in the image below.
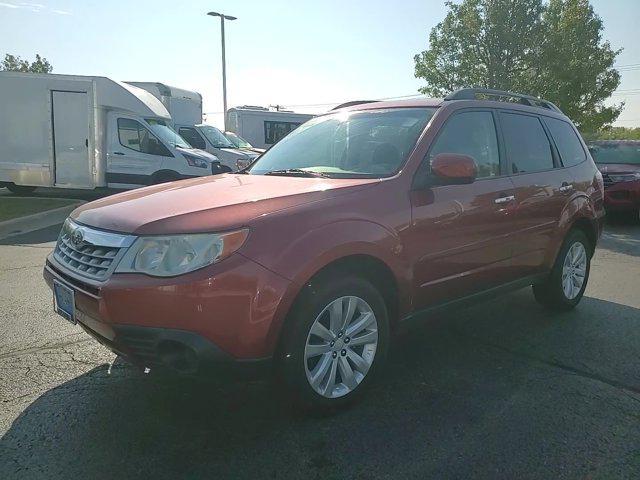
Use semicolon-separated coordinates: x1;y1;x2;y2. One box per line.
117;118;171;156
428;111;501;178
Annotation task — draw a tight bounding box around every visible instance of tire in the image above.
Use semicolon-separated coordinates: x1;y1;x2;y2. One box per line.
5;183;36;195
533;229;592;311
277;275;389;411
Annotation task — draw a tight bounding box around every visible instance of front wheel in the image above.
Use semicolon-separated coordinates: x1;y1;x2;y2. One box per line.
533;229;591;310
278;275;389;411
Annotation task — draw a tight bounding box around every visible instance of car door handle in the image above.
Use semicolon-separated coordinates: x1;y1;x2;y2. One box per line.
494;195;516;205
112;152;125;156
559;183;574;193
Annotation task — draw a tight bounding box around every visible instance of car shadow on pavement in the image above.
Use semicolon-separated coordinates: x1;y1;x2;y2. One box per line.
2;290;640;479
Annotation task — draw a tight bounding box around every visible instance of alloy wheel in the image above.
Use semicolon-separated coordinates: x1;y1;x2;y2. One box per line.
304;296;378;398
561;241;587;300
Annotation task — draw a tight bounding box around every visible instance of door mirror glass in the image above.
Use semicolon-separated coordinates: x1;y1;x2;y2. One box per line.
431;153;478;184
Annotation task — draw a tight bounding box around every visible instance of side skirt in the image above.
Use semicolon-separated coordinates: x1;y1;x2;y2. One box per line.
400;273;549;330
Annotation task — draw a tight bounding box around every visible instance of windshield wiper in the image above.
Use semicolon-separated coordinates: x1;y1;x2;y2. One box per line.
264;169;330;178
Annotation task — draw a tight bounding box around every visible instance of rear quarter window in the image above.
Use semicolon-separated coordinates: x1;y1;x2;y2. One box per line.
545;117;586;167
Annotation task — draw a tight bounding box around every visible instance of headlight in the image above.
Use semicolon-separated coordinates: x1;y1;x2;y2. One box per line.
608;172;640;183
115;229;248;277
183;153;210;169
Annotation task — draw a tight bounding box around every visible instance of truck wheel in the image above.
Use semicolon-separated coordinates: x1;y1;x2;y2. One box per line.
533;229;591;311
5;183;37;195
278;275;389;411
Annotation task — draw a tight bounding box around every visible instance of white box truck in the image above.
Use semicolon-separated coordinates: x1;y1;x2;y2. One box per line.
225;106;315;150
128;82;258;171
0;72;220;194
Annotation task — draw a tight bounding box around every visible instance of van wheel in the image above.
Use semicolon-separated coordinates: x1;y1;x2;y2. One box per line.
5;183;37;195
533;229;591;311
278;275;389;411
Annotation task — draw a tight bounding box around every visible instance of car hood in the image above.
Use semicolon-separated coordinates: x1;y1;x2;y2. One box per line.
72;174;379;235
176;146;218;161
595;163;640;174
219;147;255;158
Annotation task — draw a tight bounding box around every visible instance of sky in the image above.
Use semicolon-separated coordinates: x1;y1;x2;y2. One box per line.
1;0;639;128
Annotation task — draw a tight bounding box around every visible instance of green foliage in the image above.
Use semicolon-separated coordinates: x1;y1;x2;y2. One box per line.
1;53;53;73
414;0;622;131
583;127;640;141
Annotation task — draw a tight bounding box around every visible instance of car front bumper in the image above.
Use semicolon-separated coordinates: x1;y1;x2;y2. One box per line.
43;252;292;376
603;180;640;212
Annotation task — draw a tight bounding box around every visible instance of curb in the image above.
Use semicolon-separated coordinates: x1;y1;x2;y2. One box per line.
0;202;84;240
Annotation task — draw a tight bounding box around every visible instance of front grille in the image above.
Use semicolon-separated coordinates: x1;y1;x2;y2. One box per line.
601;173;615;187
52;219;136;282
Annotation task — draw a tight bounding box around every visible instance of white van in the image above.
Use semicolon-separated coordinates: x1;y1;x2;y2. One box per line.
175;124;259;172
125;82;202;127
127;82;257;171
0;72;219;193
225;106;315;150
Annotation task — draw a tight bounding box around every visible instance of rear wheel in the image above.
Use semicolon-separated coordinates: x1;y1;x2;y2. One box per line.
533;229;591;310
278;275;389;411
5;183;37;195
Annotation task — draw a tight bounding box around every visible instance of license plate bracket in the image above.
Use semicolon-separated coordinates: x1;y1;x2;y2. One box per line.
53;280;76;324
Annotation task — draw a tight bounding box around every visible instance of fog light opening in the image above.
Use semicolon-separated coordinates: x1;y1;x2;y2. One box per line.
157;340;199;374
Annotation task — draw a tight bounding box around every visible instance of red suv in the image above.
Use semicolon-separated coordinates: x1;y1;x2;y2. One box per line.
44;89;605;409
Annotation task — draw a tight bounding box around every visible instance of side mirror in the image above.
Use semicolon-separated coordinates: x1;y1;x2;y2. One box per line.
431;153;478;185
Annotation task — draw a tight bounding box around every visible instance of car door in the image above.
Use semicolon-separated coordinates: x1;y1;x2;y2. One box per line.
498;111;575;276
107;114;171;185
408;109;520;309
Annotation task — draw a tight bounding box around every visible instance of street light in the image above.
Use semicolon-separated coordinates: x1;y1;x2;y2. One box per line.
207;11;237;130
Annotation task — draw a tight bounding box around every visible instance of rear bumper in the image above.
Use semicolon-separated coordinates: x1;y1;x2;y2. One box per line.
603;180;640;211
44;251;292;374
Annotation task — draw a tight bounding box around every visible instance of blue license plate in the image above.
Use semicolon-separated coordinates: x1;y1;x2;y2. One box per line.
53;280;76;324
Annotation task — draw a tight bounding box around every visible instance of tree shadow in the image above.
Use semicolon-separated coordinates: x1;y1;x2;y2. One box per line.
2;291;640;479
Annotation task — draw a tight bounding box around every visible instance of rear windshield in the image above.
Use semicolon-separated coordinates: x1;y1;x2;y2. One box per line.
589;144;640;165
248;108;437;178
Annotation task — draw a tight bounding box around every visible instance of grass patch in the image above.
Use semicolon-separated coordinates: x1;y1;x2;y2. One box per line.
0;197;78;222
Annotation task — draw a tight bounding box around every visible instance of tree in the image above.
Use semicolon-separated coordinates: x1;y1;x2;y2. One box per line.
414;0;622;131
1;53;52;73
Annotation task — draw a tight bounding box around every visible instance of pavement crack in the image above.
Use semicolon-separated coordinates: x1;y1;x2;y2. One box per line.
450;327;640;397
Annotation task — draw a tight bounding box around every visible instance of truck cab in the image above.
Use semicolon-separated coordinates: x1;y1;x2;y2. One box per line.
175;124;258;172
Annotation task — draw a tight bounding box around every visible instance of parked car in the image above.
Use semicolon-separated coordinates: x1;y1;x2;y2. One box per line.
224;131;265;154
588;140;640;218
176;124;259;172
0;72;220;194
44;88;604;410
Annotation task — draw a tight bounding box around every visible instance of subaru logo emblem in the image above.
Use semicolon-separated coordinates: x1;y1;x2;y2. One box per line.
71;228;84;247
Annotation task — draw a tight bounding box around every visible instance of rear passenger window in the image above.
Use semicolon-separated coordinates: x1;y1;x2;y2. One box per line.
544;117;586;167
429;111;500;178
500;113;554;173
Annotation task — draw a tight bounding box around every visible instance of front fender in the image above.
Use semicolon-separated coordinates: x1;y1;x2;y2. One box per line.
244;219;411;354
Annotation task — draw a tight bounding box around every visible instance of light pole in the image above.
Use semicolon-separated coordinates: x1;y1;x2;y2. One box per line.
207;11;236;130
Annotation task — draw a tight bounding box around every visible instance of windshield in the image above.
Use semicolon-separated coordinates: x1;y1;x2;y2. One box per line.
249;108;437;178
589;144;640;165
145;119;191;149
225;131;253;149
198;125;235;148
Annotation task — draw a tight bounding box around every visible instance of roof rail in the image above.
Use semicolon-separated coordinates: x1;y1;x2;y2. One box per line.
331;100;378;111
444;88;562;113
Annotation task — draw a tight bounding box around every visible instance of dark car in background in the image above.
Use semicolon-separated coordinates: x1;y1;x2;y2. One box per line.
588;140;640;218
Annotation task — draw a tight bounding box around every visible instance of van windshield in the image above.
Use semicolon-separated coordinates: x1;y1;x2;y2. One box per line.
225;131;253;149
145;119;191;149
198;125;235;148
248;108;437;178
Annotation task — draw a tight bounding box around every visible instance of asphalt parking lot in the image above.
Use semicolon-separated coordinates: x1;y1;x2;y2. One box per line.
1;214;639;479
